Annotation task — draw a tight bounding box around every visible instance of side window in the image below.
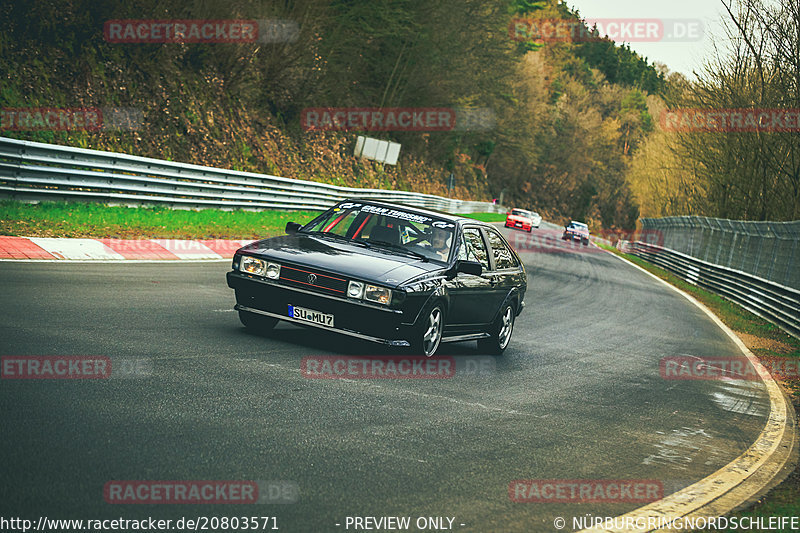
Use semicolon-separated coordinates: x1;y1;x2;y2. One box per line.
487;230;518;269
457;232;468;261
462;228;490;271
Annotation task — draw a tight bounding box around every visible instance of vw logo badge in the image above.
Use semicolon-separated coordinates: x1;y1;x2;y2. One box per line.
307;273;317;284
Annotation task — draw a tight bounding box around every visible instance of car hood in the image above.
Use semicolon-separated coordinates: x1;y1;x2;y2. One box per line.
566;227;589;235
507;215;530;222
238;234;445;286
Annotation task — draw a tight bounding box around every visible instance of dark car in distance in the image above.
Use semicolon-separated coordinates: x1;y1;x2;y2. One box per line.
562;220;590;246
226;199;527;357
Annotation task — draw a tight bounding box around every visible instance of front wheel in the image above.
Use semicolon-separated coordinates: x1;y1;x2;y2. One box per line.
478;303;515;355
239;310;278;333
411;304;444;357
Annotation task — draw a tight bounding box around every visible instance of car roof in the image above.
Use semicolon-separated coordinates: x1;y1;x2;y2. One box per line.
569;220;588;227
341;197;487;226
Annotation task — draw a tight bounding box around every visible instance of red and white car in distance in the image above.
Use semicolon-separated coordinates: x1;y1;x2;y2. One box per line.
505;208;541;232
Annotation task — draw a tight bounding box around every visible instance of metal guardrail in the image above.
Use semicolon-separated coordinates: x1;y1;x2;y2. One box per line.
0;136;503;214
641;216;800;291
622;240;800;339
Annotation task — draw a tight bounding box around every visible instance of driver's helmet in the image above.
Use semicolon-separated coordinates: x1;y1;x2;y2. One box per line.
430;226;450;250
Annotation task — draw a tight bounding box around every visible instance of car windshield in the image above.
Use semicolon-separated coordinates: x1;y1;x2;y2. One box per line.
569;222;588;230
301;202;456;262
511;209;530;217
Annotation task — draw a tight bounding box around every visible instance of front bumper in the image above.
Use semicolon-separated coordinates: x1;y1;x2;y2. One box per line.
227;271;412;346
506;220;530;230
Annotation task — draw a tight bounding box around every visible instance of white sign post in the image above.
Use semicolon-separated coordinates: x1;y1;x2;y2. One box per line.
354;136;401;165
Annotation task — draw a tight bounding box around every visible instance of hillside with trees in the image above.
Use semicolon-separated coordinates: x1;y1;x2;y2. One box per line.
626;0;799;222
1;0;669;229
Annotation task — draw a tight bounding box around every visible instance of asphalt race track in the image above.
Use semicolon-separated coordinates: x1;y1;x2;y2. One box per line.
0;224;772;532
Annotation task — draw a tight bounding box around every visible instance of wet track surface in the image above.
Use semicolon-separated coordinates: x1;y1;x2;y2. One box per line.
0;224;771;532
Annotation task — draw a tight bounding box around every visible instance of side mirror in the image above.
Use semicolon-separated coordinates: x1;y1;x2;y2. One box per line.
454;260;482;277
285;222;302;234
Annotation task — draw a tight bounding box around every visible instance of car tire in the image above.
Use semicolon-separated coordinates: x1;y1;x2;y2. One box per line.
477;302;516;355
411;303;445;357
582;238;589;246
239;310;278;332
527;226;532;233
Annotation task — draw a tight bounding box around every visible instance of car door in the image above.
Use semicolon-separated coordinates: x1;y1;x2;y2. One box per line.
482;227;523;316
444;226;495;332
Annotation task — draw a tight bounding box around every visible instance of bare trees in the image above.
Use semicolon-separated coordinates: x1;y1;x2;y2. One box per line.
639;0;800;221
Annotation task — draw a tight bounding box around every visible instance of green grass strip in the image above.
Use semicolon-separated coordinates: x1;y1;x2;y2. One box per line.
460;212;507;222
0;200;318;239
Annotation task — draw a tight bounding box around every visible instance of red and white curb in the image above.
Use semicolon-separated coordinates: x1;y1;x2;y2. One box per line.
0;236;255;261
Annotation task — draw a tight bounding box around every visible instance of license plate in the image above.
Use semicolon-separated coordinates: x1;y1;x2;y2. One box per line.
515;222;522;227
288;304;334;327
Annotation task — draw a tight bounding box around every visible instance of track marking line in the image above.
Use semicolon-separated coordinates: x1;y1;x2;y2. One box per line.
581;248;798;532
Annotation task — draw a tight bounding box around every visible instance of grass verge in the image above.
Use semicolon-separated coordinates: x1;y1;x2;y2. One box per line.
461;212;507;222
0;200;319;239
597;242;799;532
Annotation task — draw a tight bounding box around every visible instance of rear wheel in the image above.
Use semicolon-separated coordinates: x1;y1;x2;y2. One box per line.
411;304;444;357
582;238;589;246
239;310;278;333
478;302;515;355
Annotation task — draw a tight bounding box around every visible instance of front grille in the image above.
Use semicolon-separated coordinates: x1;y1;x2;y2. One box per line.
279;265;348;296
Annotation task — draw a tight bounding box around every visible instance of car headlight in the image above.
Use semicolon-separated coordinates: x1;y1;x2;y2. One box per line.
364;284;391;305
347;281;365;299
240;256;266;276
265;262;281;280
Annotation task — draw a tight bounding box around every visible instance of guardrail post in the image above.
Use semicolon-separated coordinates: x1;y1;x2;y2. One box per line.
753;234;762;275
740;234;750;271
727;233;737;269
766;234;778;280
787;239;798;286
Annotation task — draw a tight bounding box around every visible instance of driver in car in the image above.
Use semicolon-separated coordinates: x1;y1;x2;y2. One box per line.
429;226;451;261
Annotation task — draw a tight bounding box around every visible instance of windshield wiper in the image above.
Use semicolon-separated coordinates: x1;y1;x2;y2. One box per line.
368;240;429;262
302;231;370;248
